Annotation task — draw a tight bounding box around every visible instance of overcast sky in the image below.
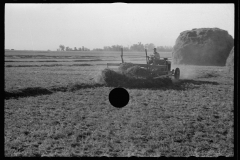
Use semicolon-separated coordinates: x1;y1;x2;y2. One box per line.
5;3;234;51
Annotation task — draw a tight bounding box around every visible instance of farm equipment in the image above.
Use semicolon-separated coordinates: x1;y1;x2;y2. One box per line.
107;48;180;80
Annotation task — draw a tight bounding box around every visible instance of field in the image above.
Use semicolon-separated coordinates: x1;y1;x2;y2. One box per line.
4;50;234;157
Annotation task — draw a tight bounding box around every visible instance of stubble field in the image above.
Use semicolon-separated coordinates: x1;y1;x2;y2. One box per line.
4;50;234;157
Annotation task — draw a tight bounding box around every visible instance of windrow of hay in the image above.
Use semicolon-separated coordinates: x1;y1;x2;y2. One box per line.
125;65;151;79
118;62;136;74
98;63;172;88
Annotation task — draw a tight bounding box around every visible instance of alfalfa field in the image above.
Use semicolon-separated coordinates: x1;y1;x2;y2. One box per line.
4;50;234;157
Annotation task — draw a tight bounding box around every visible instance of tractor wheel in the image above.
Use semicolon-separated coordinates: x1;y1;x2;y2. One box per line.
174;68;180;80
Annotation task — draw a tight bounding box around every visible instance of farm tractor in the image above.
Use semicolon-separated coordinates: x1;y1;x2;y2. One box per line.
107;48;180;80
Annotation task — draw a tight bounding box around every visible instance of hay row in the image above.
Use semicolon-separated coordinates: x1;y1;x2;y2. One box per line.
99;63;172;88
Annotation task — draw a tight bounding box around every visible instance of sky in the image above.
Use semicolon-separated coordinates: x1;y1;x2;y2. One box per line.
5;3;234;51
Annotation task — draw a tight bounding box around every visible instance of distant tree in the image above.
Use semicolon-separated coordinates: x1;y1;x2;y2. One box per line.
93;48;103;51
112;45;122;51
130;42;144;51
156;46;173;52
78;48;81;51
123;46;130;51
82;46;84;51
66;47;69;51
103;46;110;51
74;47;77;51
84;48;90;51
59;45;65;51
145;43;155;51
157;46;164;52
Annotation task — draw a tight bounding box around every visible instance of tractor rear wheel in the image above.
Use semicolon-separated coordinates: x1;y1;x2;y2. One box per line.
174;68;180;80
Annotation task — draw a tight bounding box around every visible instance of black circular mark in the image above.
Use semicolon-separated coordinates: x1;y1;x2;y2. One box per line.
109;87;129;108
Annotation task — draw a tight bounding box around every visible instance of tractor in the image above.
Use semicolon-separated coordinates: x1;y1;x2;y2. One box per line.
107;48;180;80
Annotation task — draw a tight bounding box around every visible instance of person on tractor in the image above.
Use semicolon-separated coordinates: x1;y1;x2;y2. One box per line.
148;48;160;65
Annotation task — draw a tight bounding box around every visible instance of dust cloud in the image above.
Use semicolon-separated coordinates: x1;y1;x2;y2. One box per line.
94;72;105;84
171;64;199;79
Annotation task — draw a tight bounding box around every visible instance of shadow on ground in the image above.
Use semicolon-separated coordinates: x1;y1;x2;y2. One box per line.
5;83;105;100
178;79;219;86
5;87;53;100
5;79;218;100
122;79;219;91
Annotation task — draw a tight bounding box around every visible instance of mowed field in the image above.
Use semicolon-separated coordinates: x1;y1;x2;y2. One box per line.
5;50;234;157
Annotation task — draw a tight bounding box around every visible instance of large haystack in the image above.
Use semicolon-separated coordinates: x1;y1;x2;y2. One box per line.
226;47;234;74
172;28;234;66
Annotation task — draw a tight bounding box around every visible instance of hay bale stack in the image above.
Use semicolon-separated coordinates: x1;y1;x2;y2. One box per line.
226;47;234;74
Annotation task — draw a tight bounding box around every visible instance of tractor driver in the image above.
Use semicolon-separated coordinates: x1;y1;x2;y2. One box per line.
152;48;160;65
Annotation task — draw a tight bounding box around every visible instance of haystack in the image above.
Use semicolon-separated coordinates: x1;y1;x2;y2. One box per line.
172;28;234;66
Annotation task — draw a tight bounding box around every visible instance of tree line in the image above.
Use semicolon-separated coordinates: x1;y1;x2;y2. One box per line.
92;42;173;52
57;42;173;52
58;45;90;51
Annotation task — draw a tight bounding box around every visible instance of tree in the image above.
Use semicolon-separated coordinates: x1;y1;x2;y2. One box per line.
93;48;103;51
104;46;110;51
66;47;69;51
59;45;65;51
123;46;130;51
145;43;155;51
84;48;90;51
130;42;144;51
78;47;81;51
156;46;173;52
157;46;164;52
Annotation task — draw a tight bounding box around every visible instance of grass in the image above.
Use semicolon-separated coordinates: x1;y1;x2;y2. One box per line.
4;81;234;157
4;56;234;157
4;65;106;91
